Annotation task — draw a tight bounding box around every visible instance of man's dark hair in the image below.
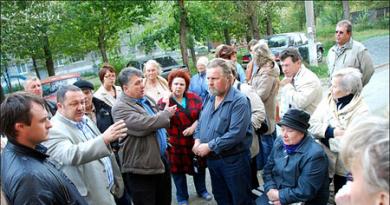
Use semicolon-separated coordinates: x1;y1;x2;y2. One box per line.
56;85;81;104
280;47;302;63
117;67;143;90
0;92;44;140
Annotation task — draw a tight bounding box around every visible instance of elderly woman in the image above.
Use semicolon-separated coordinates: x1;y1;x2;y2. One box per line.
157;69;211;205
215;44;247;83
335;116;389;205
94;63;122;107
189;56;209;100
250;41;280;170
259;109;329;205
143;59;170;103
309;68;369;193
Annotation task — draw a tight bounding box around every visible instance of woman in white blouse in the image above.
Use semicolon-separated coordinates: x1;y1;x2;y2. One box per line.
94;63;122;107
143;60;171;103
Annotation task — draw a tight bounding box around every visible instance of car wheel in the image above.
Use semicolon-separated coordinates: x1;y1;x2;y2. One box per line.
317;49;323;63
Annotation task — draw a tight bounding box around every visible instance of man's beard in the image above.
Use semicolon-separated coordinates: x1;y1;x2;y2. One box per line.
209;87;223;96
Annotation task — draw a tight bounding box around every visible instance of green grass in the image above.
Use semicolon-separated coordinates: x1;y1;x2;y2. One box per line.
308;62;329;79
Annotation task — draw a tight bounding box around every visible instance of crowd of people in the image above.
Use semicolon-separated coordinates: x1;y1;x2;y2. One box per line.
0;19;388;205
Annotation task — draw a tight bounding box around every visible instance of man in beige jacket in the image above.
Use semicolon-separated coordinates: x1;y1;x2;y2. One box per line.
279;48;322;118
327;19;374;86
43;85;127;205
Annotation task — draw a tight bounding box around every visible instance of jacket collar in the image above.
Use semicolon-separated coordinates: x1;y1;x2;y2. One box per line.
209;86;236;105
7;141;49;160
290;133;313;154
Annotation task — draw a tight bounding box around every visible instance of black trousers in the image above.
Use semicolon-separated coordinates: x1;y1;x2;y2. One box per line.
123;157;171;205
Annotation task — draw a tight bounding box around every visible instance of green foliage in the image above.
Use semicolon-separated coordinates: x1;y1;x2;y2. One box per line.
106;56;128;74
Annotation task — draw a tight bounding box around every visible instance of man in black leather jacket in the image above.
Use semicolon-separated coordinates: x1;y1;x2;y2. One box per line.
0;92;88;205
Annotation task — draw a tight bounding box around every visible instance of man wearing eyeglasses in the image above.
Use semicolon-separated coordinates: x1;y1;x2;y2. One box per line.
327;20;374;86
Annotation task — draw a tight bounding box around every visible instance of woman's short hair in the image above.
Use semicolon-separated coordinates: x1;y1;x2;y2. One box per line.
196;56;209;67
332;68;363;95
253;41;274;67
167;69;191;92
340;116;389;193
247;39;258;51
98;63;116;83
215;44;236;60
143;59;162;74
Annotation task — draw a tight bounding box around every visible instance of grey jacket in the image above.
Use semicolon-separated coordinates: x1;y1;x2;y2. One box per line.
43;113;124;205
327;38;374;86
111;93;172;175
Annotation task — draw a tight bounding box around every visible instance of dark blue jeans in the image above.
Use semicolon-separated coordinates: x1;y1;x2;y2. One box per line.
256;130;277;170
207;151;254;205
172;171;208;202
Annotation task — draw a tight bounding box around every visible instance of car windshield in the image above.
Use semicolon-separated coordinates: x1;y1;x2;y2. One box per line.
268;35;289;48
154;56;178;68
42;77;80;98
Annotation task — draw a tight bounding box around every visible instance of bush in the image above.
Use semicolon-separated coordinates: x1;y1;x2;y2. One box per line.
98;56;128;75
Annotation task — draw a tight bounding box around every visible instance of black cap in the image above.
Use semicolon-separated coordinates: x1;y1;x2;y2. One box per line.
277;109;310;133
73;79;94;90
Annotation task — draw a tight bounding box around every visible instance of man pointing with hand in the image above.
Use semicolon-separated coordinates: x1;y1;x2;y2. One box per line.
43;85;127;205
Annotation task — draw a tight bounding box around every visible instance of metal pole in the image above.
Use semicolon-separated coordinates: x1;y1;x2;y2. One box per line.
305;1;318;66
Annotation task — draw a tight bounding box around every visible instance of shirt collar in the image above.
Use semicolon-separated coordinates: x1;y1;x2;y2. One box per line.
58;112;88;130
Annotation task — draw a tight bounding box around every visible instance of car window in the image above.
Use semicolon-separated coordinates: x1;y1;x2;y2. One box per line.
268;36;289;48
42;77;80;98
154;56;178;68
293;34;302;45
300;34;308;44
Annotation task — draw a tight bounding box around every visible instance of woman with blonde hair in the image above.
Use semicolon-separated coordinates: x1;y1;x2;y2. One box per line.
250;41;280;170
335;116;389;205
143;59;170;103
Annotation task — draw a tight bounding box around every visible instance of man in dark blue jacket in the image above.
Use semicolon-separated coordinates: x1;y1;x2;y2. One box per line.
0;92;88;205
259;109;329;205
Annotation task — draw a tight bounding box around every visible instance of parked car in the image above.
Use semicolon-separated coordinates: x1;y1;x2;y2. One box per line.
266;32;324;65
41;73;81;102
241;32;324;73
127;55;187;79
1;74;27;94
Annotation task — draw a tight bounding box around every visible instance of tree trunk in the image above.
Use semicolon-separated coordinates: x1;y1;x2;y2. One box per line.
246;1;260;40
223;28;231;45
0;83;5;103
342;1;350;21
31;56;41;79
188;35;197;68
98;26;109;63
266;14;273;36
178;0;189;68
43;34;55;77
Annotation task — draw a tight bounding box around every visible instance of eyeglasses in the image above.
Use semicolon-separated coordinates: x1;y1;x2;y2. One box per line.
335;30;344;35
104;74;116;78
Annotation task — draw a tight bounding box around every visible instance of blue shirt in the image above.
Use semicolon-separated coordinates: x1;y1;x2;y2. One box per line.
236;62;247;83
194;87;252;155
137;97;168;156
189;72;209;100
